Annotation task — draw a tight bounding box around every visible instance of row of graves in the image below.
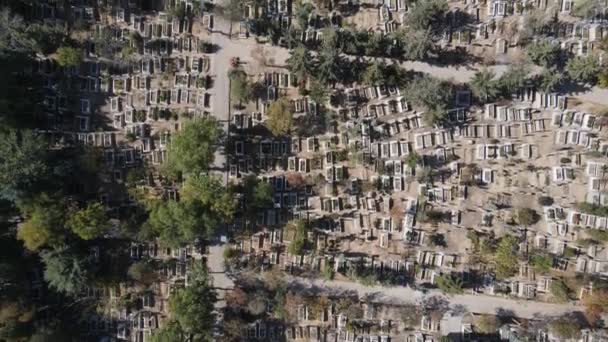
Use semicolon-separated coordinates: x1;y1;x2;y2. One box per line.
240;298;461;341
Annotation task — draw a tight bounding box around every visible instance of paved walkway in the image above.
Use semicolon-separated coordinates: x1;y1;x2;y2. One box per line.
286;277;583;319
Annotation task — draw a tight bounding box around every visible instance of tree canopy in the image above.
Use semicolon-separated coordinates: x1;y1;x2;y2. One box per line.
266;97;294;136
167;263;217;341
66;202;110;240
0;130;50;201
41;247;91;295
470;68;499;102
164;117;222;177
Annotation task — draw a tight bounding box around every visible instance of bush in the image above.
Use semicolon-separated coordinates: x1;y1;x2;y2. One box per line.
531;253;553;274
588;229;608;242
537;196;554;206
516;208;539;226
526;40;561;67
567;55;600;84
549;317;581;340
550;279;570;302
576;202;608;217
435;274;463;295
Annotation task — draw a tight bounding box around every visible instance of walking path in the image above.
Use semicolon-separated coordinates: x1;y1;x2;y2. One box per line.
286;277;583;319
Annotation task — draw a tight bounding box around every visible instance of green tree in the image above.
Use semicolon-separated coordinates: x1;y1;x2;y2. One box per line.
398;28;434;61
526;40;561;67
566;55;600;84
16;196;66;251
181;174;235;220
0;130;49;201
316;46;343;85
266;97;293;135
362;60;385;86
241;176;274;220
147;201;210;247
406;0;448;33
41;247;90;295
55;47;82;67
149;320;184;342
66;202;110;240
295;2;314;29
405;76;453;126
435;274;463;295
470;68;499;102
164;117;221;177
308;78;328;104
495;235;519;279
498;63;530;95
537;67;564;92
168;263;217;340
287;46;313;83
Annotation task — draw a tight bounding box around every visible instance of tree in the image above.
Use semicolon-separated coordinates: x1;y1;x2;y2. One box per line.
181;174;236;220
537;67;564;93
66;202;110;240
526;40;562;67
397;28;434;61
435;274;463;295
55;47;82;67
147;201;212;247
287;46;312;83
362;60;385;86
308;78;328;104
470;68;499;102
17;196;66;251
164;117;222;177
41;247;90;295
168;263;216;340
475;315;498;334
266;97;293;135
287;220;308;255
406;0;448;33
149;320;184;342
405;76;453;126
495;235;519;279
316;44;344;84
566;55;600;84
549;317;581;340
498;63;530;95
127;261;158;285
0;130;49;201
241;175;274;220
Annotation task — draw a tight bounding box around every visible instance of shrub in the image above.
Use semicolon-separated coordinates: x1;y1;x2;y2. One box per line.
550;279;570;302
537;196;554;206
